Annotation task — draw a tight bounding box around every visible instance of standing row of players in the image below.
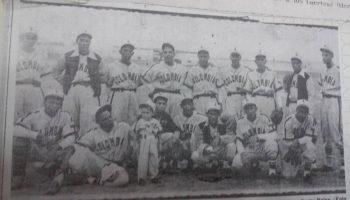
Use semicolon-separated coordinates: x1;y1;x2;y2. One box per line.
12;30;342;193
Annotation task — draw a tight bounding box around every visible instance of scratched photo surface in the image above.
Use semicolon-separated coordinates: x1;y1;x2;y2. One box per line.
9;1;345;199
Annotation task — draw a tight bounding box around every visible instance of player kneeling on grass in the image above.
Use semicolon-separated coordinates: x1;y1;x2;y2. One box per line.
46;104;130;195
232;99;278;178
152;93;182;173
134;100;162;185
12;88;76;190
191;102;236;171
280;100;317;181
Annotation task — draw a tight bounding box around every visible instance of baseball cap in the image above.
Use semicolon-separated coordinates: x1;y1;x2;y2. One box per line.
180;97;193;106
291;53;302;62
230;48;240;57
255;50;266;59
121;42;135;50
76;31;92;41
296;99;310;110
242;99;256;110
320;45;333;55
206;101;221;113
153;92;168;102
139;100;156;112
161;43;175;51
20;27;38;40
198;47;209;54
45;88;64;100
94;104;112;121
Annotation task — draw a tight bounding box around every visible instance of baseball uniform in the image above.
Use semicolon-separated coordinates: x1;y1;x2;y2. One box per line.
53;49;106;137
285;69;314;115
221;65;251;118
184;64;224;114
244;69;283;116
134;118;162;180
143;61;188;119
15;47;47;122
280;114;317;178
174;111;207;154
78;121;132;163
234;113;277;169
106;60;143;125
191;120;236;166
318;65;342;169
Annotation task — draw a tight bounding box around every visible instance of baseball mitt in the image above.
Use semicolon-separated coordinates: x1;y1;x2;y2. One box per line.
270;109;283;126
220;114;237;133
284;141;302;166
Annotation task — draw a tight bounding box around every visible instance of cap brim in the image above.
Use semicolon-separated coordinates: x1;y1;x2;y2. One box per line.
320;48;333;54
95;104;112;119
243;103;256;109
121;44;135;50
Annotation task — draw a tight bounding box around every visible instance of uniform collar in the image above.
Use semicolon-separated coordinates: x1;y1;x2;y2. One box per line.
69;48;98;60
295;69;306;78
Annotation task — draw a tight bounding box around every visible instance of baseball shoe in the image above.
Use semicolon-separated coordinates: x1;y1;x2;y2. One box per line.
303;170;312;184
138;179;146;186
46;173;64;195
151;175;161;184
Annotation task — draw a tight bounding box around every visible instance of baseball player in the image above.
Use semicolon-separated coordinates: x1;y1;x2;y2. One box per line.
106;42;143;125
173;97;207;170
52;32;106;137
184;48;224;114
134;100;162;185
280;100;317;181
47;104;130;194
191;101;236;168
243;52;283;117
284;54;314;115
12;88;76;190
221;49;252;118
318;46;343;177
232;99;278;177
15;30;48;122
142;43;188;119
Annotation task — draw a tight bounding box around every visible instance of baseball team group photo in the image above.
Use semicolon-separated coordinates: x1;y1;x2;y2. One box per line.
9;2;345;199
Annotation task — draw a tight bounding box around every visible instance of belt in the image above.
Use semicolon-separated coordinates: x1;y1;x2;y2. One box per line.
72;81;91;87
288;100;297;104
227;91;246;96
40;72;51;78
252;93;274;98
16;79;41;87
111;88;136;92
154;88;180;94
322;93;340;99
193;93;217;99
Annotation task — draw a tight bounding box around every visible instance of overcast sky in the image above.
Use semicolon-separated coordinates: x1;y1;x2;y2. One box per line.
14;4;339;71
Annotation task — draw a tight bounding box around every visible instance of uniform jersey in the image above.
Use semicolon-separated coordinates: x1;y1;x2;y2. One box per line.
16;108;75;147
16;48;47;82
283;114;317;140
289;69;314;102
78;121;132;162
221;65;251;93
244;68;282;95
236;114;272;140
134;118;162;136
318;65;340;97
142;61;188;91
173;111;207;137
184;64;224;96
106;61;143;89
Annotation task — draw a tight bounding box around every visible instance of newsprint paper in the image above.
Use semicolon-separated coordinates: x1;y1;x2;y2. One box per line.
0;0;350;199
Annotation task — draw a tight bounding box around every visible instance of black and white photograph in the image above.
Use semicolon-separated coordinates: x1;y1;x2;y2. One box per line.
2;0;347;199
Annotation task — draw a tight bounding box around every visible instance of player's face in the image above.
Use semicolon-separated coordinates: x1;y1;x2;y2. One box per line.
322;51;333;65
141;107;153;121
44;97;63;117
244;105;257;120
255;57;266;69
120;46;134;62
97;111;114;132
207;110;220;126
155;99;167;112
230;54;241;67
77;36;91;55
162;47;175;64
295;106;309;123
198;52;210;67
291;59;302;73
182;102;194;116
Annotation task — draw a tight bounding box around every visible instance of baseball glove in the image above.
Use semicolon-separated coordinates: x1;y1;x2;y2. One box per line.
179;132;191;141
284;141;302;166
270;109;283;126
220;114;237;133
294;127;306;138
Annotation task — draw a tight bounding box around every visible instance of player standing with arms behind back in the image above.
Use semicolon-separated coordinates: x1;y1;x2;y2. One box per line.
221;49;251;118
243;51;283;117
318;46;343;177
184;48;224;114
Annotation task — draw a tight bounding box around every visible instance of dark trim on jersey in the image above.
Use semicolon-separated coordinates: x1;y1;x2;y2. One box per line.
183;82;193;89
275;87;283;92
283;115;294;140
18;110;40;123
62;132;76;139
141;63;158;84
14;123;30;130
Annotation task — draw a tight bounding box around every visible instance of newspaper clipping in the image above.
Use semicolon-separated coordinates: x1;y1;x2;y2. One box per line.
1;0;349;199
